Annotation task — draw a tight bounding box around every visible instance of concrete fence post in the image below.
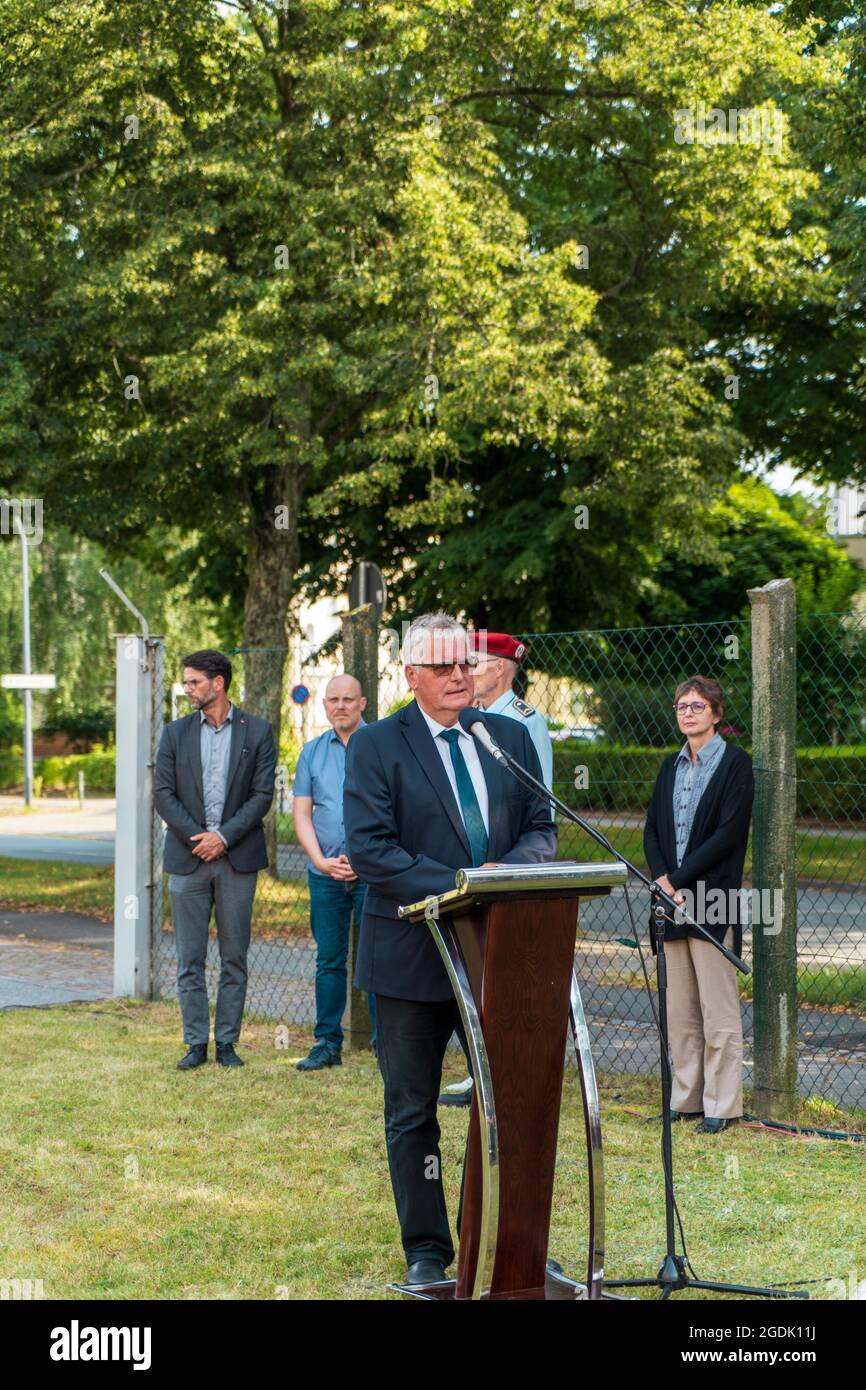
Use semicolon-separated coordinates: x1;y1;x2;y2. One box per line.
747;578;798;1117
342;603;379;723
113;633;162;1000
340;604;379;1050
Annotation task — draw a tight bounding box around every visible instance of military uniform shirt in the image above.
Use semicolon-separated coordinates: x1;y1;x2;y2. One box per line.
484;689;554;815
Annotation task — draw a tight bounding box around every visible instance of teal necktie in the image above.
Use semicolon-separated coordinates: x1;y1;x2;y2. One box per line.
439;728;489;867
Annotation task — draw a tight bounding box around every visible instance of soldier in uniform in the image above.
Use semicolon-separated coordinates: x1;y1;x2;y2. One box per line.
439;630;555;1107
470;631;554;795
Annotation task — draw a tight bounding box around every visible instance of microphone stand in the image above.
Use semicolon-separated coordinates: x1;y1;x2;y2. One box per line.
476;724;807;1301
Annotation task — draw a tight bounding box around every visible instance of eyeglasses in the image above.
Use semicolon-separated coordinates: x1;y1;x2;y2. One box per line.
413;659;479;676
673;701;708;714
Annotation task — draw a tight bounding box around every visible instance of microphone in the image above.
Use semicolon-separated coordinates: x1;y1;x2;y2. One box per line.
458;706;507;762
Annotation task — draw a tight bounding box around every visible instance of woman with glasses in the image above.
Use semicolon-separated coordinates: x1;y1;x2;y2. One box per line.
643;675;754;1134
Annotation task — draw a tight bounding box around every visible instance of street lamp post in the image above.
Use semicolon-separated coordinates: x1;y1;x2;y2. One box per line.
13;514;34;807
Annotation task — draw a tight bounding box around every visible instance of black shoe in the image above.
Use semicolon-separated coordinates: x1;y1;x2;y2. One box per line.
296;1042;342;1072
177;1045;208;1070
652;1109;702;1122
405;1258;448;1286
696;1116;735;1134
215;1043;244;1068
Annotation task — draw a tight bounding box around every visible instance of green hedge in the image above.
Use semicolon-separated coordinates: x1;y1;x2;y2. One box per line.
795;748;866;821
553;742;865;821
0;752;21;789
1;743;862;822
0;749;115;794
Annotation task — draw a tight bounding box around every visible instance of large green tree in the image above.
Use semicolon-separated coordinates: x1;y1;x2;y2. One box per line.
0;0;843;688
638;479;865;626
301;0;842;628
0;0;602;725
716;2;866;487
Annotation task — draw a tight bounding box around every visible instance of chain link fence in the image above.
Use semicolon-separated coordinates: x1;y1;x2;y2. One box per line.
151;642;350;1037
149;609;866;1113
792;614;866;1111
519;613;866;1116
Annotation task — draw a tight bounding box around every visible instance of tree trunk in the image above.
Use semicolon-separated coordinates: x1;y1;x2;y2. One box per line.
241;461;300;877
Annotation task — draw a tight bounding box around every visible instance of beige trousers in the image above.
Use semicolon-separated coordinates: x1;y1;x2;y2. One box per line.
665;927;743;1119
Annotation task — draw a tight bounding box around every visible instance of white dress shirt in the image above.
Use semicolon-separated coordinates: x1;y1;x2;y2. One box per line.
417;705;490;834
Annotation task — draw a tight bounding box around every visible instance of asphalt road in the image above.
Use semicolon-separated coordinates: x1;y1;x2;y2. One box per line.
2;906;861;1108
0;834;115;864
1;834;863;960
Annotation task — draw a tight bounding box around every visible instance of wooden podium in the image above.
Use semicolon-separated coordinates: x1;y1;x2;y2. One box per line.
394;861;627;1302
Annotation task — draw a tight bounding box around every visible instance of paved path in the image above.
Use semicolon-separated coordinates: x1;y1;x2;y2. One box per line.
578;885;866;966
0;835;312;878
0;909;112;1009
0;797;117;834
1;830;864;957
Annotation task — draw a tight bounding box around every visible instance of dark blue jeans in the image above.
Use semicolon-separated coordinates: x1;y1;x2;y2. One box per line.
308;871;376;1050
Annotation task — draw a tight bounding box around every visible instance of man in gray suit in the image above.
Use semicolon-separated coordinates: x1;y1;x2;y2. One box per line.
154;649;277;1070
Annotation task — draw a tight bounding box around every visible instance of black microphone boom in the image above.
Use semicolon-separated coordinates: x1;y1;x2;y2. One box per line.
456;703;805;1303
458;704;747;974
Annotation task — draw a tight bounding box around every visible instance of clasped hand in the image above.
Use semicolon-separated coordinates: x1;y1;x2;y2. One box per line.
653;873;684;905
191;831;227;862
320;854;358;882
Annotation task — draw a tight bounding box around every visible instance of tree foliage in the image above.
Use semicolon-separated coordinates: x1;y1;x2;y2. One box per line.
0;0;852;671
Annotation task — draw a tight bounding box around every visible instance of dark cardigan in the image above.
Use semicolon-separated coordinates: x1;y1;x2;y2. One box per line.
643;743;755;956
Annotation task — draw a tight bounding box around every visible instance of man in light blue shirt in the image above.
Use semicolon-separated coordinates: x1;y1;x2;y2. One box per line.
292;674;376;1070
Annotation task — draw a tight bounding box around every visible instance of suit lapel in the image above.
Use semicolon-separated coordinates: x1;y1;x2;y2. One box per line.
400;701;471;858
223;708;248;803
186;714;205;807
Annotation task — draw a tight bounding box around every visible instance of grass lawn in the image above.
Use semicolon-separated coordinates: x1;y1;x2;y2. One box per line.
598;965;866;1021
558;825;866;888
741;965;866;1015
0;857;116;920
0;858;311;936
2;819;863;932
0;1000;863;1300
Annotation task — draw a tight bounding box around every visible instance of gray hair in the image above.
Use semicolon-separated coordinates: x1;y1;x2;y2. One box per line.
402;612;468;666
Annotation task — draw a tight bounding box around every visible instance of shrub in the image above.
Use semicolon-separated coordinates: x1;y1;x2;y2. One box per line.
552;741;865;820
28;750;116;794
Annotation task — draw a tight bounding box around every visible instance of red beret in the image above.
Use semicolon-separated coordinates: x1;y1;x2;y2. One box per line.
470;631;527;662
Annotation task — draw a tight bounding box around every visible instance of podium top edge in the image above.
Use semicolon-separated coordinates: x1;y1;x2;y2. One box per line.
397;860;628;919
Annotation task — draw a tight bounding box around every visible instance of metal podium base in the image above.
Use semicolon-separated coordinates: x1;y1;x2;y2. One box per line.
393;865;627;1302
388;1259;630;1301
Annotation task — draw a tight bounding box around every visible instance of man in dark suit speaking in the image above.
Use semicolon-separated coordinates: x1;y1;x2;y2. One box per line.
344;613;557;1288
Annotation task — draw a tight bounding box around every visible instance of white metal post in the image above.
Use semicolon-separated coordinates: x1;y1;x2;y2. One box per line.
113;633;153;998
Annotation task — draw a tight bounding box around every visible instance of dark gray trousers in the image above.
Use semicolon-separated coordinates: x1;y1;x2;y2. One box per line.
168;858;258;1046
